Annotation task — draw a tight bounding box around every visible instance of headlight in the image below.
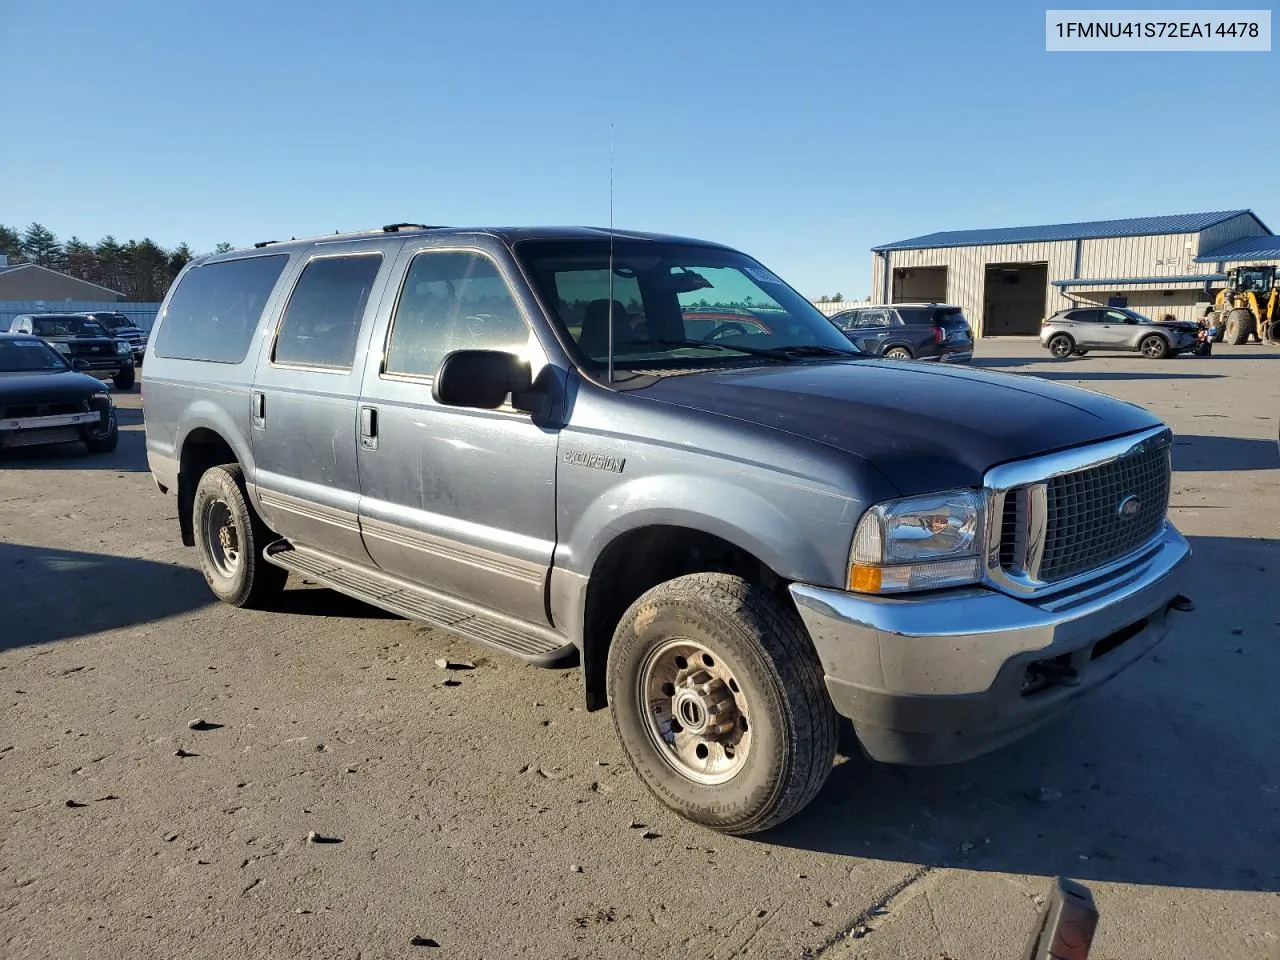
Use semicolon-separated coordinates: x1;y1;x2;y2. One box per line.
848;489;986;594
52;342;70;353
116;341;131;354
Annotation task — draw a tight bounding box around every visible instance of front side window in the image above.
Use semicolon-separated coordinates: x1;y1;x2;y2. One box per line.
154;255;289;363
517;240;858;371
383;251;530;378
273;254;383;370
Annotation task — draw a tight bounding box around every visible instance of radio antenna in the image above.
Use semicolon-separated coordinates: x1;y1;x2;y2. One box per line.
606;122;615;385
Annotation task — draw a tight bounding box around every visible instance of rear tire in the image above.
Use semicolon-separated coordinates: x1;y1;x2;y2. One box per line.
192;464;288;608
1225;309;1254;345
883;346;913;360
1139;334;1169;360
1047;334;1075;359
606;573;837;835
113;365;135;390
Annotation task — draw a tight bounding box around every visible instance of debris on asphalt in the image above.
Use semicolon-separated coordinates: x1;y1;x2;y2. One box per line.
409;935;440;947
306;831;342;845
851;923;870;938
163;832;178;842
1026;786;1063;803
628;819;646;829
65;799;86;808
756;909;767;918
570;864;583;873
187;719;223;731
173;748;198;759
437;679;461;687
95;794;119;802
641;830;661;840
590;780;613;794
294;908;311;915
434;658;474;670
537;766;565;780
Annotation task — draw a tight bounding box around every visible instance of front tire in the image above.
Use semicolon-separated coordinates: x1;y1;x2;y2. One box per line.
606;573;837;835
192;464;287;608
83;410;118;454
1139;334;1169;359
113;365;135;390
1225;308;1255;345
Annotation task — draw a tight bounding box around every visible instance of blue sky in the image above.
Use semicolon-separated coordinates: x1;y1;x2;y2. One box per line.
1;0;1275;297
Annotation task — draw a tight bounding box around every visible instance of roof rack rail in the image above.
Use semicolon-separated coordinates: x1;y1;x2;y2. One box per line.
253;240;278;248
382;222;448;233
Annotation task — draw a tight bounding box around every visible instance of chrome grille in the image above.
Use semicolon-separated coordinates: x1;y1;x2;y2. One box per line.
1038;445;1170;581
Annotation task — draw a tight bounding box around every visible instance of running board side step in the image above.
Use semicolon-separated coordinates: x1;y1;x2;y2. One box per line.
263;540;575;667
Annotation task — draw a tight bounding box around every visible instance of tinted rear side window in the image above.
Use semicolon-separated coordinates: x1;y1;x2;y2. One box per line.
272;254;383;370
154;255;289;363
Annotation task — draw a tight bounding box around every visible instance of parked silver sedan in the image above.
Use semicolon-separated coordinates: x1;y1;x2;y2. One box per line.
1040;307;1198;360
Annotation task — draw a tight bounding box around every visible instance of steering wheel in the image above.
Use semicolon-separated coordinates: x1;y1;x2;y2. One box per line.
707;322;749;341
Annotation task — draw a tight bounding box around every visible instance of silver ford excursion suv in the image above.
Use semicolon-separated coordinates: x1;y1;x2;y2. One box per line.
142;225;1191;834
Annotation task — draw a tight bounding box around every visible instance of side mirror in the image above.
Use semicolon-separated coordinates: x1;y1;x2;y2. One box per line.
432;350;533;410
72;358;91;371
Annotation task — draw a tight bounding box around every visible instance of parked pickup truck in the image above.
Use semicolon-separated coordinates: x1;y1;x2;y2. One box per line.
141;225;1191;834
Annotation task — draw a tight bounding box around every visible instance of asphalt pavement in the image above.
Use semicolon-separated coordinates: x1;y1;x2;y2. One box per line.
1;340;1277;960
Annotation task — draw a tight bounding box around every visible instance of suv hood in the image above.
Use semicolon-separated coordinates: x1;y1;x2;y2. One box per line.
641;360;1162;494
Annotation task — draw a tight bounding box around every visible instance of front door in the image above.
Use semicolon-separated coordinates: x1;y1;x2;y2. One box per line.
355;244;559;625
250;241;401;561
1097;308;1139;349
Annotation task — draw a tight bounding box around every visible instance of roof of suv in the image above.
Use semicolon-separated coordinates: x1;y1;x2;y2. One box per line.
205;225;736;264
835;303;963;311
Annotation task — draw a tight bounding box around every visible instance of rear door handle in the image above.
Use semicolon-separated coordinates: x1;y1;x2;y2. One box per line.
360;405;378;450
252;391;265;428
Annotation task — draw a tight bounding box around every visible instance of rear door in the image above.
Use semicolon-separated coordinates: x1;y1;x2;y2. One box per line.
250;241;401;561
1065;309;1102;347
848;308;893;354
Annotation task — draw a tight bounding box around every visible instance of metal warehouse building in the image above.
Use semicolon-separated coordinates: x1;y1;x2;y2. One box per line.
870;210;1280;337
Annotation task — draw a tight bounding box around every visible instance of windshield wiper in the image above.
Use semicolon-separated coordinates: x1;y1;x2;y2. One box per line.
768;344;863;358
648;339;800;361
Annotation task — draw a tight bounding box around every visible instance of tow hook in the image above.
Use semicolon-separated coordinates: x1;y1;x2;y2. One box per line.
1169;593;1195;613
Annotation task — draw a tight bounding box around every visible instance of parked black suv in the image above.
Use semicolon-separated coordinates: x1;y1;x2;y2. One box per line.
7;314;135;389
82;311;148;364
829;303;973;362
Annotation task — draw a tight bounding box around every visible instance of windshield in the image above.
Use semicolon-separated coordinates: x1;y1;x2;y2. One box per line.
0;338;69;372
516;240;859;371
95;315;131;330
32;316;108;337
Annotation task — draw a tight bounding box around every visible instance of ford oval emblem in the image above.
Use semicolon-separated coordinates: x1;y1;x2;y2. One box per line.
1118;495;1141;519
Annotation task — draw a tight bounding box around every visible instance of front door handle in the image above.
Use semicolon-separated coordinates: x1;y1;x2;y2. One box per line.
360;405;378;450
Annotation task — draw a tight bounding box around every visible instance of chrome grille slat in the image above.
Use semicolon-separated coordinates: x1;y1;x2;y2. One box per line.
1038;446;1169;581
987;428;1173;594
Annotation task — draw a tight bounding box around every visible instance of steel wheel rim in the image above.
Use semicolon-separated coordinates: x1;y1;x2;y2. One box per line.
202;498;241;579
637;638;751;785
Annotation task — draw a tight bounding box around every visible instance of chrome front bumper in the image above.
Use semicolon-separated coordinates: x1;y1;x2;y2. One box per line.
789;521;1191;765
1;411;102;431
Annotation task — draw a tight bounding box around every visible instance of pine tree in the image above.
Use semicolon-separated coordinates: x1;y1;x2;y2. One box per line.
0;224;23;263
20;223;65;269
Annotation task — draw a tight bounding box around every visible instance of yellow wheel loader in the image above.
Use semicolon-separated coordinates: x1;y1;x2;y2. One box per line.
1205;264;1280;344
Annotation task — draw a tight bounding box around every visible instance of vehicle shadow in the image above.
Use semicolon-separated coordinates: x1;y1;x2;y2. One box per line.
1173;435;1278;472
267;584;399;619
1022;371;1223;382
762;534;1280;893
0;407;148;473
0;542;212;652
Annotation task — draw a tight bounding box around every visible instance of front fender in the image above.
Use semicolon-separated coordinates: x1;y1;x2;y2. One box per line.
560;471;862;589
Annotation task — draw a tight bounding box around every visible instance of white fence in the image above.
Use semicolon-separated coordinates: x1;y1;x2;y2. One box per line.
0;300;162;332
810;298;871;317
